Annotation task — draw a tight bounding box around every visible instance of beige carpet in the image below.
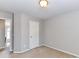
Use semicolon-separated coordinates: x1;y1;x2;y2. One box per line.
0;46;76;58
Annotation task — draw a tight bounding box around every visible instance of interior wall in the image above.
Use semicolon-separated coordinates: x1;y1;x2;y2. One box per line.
39;20;45;46
14;13;22;52
14;13;41;52
21;14;32;51
0;11;12;19
44;11;79;56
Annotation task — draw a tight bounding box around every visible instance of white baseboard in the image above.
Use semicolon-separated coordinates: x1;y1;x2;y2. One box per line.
13;49;30;53
13;45;41;53
13;44;43;53
43;44;79;58
13;44;79;57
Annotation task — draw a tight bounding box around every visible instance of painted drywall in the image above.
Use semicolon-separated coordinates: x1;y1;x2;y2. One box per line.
21;14;30;51
44;11;79;56
1;0;79;19
14;13;29;52
14;13;22;52
14;13;41;52
0;11;12;20
39;20;45;46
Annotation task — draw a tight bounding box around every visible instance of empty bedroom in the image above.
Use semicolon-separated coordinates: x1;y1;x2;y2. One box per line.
0;0;79;58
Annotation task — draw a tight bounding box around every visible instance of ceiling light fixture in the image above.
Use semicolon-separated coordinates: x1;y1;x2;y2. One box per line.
39;0;48;8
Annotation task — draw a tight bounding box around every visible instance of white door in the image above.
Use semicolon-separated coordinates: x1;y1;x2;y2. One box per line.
29;20;39;49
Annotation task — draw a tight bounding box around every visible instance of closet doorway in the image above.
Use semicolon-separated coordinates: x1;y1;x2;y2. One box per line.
29;20;39;49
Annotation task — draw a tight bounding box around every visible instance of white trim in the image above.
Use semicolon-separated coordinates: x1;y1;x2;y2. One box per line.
13;45;41;53
13;44;79;57
0;17;10;20
13;49;30;53
43;44;79;58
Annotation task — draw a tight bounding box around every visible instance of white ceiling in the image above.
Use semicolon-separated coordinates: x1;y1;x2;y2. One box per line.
0;0;79;19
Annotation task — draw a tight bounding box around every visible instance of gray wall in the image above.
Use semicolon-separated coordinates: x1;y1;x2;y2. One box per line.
14;13;41;52
0;11;12;19
44;11;79;56
14;13;22;52
21;14;30;51
39;20;45;46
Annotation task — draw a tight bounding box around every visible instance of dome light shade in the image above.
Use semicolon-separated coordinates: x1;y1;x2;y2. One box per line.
39;0;48;8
